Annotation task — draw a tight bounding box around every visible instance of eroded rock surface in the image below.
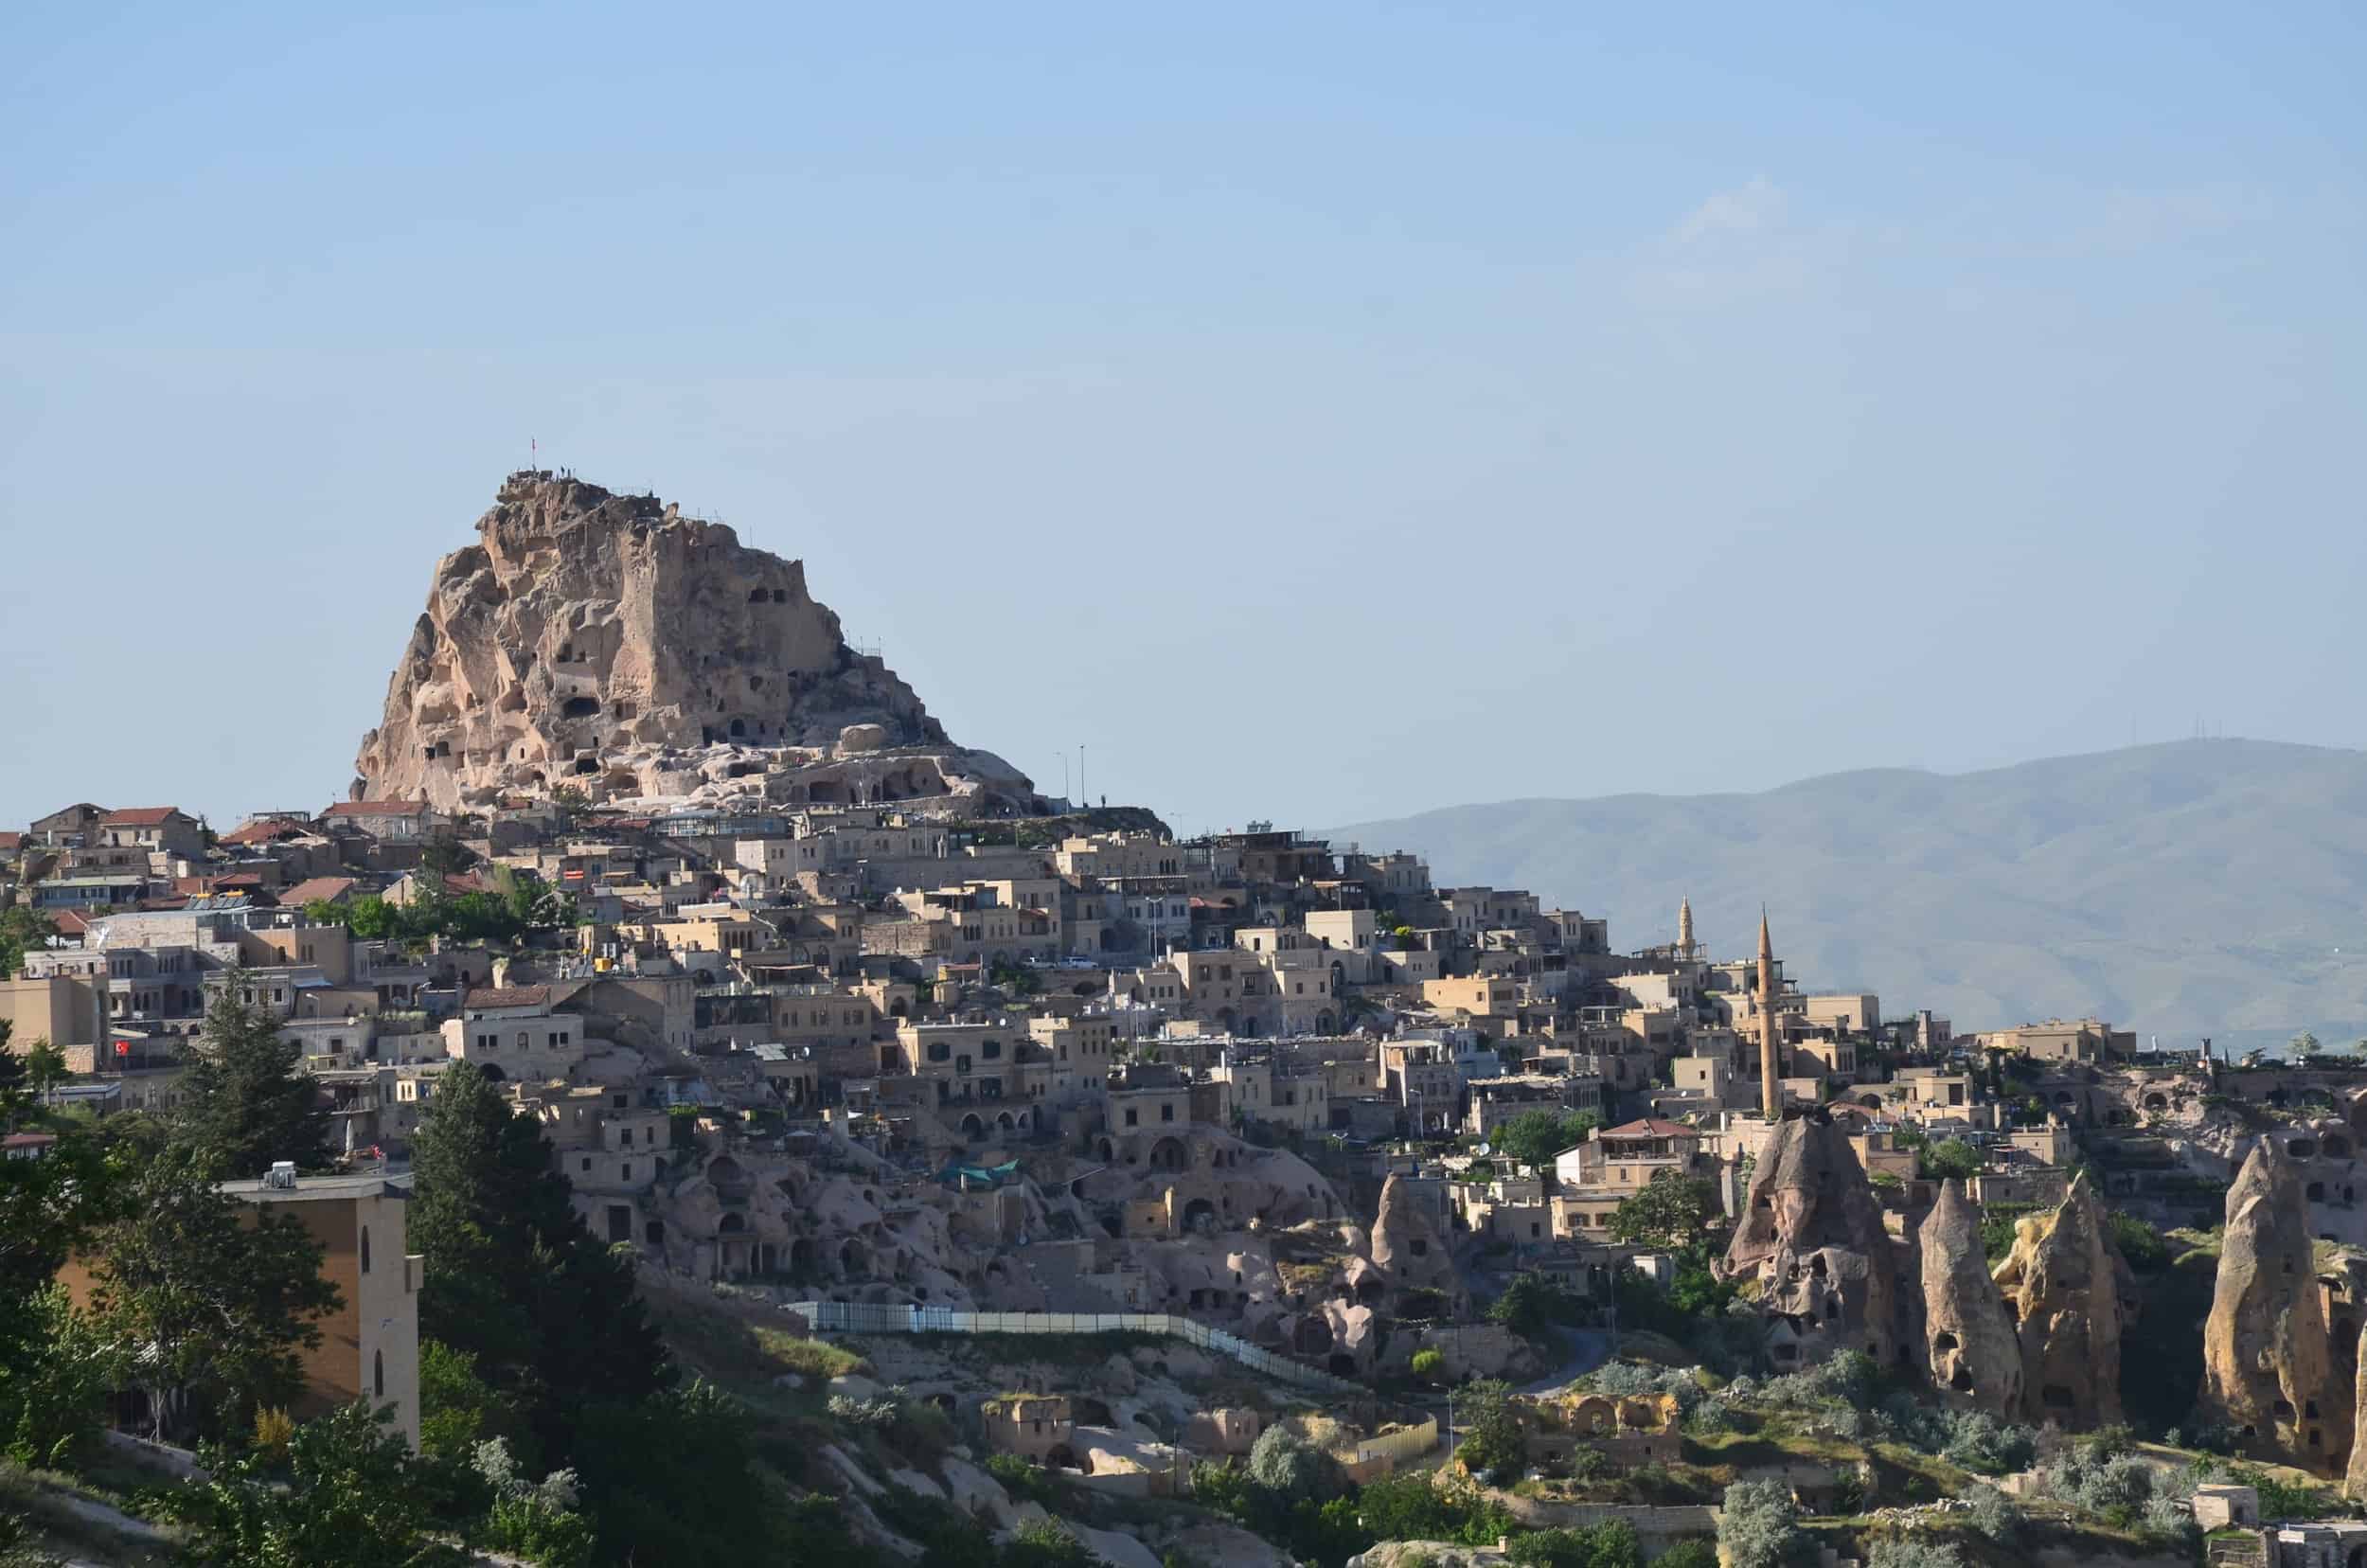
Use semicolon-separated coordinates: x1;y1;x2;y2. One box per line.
354;471;1032;812
2201;1138;2352;1472
1993;1171;2126;1430
1718;1114;1908;1367
1369;1172;1462;1307
1918;1178;2022;1416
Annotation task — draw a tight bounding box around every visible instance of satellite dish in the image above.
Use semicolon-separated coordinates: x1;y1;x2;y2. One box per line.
1473;1142;1493;1157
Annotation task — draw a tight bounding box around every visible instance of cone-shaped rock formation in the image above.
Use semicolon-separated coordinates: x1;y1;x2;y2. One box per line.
2202;1139;2352;1473
1992;1170;2127;1430
1369;1173;1462;1308
1918;1179;2022;1416
1719;1115;1908;1368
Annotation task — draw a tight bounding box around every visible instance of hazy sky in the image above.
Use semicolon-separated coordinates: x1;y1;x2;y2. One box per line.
4;2;2362;834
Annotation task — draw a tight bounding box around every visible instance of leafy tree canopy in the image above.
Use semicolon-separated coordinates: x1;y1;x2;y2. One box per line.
1609;1168;1718;1252
1494;1109;1601;1174
85;1147;341;1443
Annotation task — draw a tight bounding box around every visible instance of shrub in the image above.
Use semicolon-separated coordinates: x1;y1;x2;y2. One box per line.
1865;1540;1963;1568
1507;1521;1644;1568
1250;1427;1341;1502
1965;1485;2025;1544
1451;1380;1524;1482
987;1451;1055;1506
1654;1541;1718;1568
1719;1480;1815;1568
1411;1348;1446;1381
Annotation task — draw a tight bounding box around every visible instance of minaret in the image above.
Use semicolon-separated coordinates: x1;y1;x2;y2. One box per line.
1677;896;1697;960
1757;908;1781;1119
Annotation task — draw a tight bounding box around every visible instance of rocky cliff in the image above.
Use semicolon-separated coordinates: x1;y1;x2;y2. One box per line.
354;471;1033;813
1918;1179;2022;1416
1367;1171;1463;1310
1718;1115;1908;1367
2201;1139;2352;1472
1992;1171;2127;1430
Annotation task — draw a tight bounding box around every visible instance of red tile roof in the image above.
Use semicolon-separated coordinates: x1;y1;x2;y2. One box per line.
100;807;187;827
221;819;303;846
464;984;554;1012
49;910;90;935
278;876;361;907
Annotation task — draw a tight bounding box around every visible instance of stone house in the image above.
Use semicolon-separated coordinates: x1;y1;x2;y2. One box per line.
97;807;206;864
982;1393;1077;1465
320;800;446;842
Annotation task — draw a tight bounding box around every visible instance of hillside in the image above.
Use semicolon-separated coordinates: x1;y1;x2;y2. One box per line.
1332;739;2367;1052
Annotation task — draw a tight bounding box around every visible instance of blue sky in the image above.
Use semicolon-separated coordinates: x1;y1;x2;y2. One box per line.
3;2;2361;831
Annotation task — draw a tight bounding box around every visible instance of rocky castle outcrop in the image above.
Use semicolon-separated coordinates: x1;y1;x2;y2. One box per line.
2202;1139;2352;1472
1718;1115;1907;1367
354;472;1033;813
1991;1170;2127;1430
1918;1179;2022;1417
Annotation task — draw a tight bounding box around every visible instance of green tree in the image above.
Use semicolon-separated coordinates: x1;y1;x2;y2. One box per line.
1919;1138;1982;1184
1410;1347;1446;1382
171;973;332;1178
1249;1425;1340;1501
341;896;404;941
0;1284;123;1469
569;1381;783;1567
409;1062;670;1467
1451;1378;1523;1480
1719;1480;1815;1568
1608;1169;1717;1251
1488;1273;1584;1339
417;1338;528;1460
19;1037;68;1098
0;906;55;981
167;1401;469;1568
0;1034;118;1417
1493;1109;1600;1175
85;1148;342;1442
1654;1541;1719;1568
1507;1522;1644;1568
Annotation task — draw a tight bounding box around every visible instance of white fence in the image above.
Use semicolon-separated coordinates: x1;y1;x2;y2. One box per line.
789;1302;1365;1397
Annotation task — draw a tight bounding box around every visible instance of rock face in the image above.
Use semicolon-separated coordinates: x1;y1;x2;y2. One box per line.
1718;1115;1908;1368
2349;1324;2367;1496
1368;1172;1462;1304
1918;1179;2022;1416
354;471;1033;812
1993;1171;2126;1430
2201;1139;2353;1472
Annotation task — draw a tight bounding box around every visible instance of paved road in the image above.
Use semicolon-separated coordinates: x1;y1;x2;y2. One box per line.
1520;1326;1615;1394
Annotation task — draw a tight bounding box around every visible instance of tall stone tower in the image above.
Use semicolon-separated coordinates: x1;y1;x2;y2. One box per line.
1677;896;1698;960
1758;910;1781;1119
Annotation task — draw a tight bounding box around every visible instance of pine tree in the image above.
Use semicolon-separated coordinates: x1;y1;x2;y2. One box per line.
409;1061;671;1468
171;971;333;1179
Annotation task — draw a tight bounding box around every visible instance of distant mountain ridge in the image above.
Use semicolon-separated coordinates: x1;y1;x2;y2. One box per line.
1331;739;2367;1053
